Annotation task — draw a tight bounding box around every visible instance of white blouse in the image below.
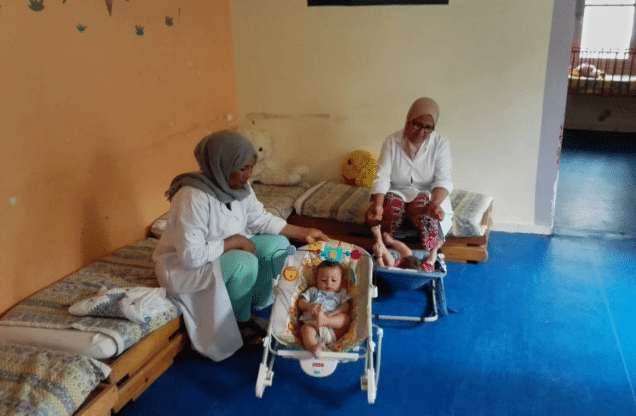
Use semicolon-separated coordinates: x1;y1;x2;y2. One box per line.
370;130;454;234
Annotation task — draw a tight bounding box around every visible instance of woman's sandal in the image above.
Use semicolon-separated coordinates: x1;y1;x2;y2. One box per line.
238;317;267;338
235;317;267;355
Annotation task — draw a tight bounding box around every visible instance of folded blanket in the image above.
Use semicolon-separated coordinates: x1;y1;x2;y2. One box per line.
69;286;175;325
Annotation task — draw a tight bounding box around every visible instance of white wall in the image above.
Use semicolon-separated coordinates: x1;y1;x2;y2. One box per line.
534;0;576;234
230;0;565;233
565;95;636;132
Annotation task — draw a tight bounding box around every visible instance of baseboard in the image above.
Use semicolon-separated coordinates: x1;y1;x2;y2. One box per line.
491;223;553;235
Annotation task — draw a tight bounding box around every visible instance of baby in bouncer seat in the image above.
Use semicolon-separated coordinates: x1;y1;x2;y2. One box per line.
297;260;352;358
371;224;442;272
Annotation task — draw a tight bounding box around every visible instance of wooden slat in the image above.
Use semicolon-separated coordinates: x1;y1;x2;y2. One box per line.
75;383;118;416
107;317;183;384
112;332;187;412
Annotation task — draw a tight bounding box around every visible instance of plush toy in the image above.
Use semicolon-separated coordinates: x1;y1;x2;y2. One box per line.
341;150;378;188
239;128;309;185
572;63;605;79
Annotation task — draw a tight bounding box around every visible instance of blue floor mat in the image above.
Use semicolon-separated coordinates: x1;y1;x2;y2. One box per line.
118;232;636;416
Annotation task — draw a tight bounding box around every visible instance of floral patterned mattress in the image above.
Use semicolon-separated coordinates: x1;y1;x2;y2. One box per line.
0;341;110;416
0;238;181;356
293;182;493;238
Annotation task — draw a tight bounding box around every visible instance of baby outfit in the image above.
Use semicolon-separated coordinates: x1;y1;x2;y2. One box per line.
300;287;350;344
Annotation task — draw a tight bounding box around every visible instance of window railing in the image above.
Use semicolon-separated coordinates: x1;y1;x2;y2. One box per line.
568;47;636;96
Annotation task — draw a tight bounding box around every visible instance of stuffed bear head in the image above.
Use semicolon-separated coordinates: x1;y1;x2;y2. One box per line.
238;128;273;164
238;128;309;186
341;150;378;188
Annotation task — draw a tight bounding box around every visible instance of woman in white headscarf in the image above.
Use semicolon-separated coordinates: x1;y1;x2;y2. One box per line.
153;130;328;361
366;98;453;264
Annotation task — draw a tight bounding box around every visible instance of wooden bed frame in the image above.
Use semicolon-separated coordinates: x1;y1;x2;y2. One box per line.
76;316;187;415
287;203;493;263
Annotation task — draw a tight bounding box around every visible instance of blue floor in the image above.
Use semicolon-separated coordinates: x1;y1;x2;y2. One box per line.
119;129;636;415
554;129;636;238
118;232;636;416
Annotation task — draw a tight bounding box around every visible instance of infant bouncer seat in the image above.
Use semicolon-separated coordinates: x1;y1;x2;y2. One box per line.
255;240;383;404
373;247;449;323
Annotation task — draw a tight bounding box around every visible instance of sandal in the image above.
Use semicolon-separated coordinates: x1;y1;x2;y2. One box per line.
238;317;267;339
235;323;264;356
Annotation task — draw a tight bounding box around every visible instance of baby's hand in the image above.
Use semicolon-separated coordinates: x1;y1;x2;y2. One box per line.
309;303;323;318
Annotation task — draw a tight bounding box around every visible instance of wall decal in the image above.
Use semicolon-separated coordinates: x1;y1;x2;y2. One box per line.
105;0;112;16
135;25;144;36
165;16;173;27
29;0;45;12
77;24;86;32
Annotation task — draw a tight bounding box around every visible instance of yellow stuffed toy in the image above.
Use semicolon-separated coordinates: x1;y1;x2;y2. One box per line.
341;150;378;188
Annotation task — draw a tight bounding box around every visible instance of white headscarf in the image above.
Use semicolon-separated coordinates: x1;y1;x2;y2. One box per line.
403;97;440;159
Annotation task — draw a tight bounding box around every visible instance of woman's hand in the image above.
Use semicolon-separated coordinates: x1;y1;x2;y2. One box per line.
280;224;329;244
426;203;445;222
427;187;447;221
302;228;330;244
366;204;384;225
223;234;257;255
366;193;385;226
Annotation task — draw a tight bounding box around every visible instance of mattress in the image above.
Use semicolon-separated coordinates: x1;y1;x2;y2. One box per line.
0;238;181;359
0;341;111;416
294;181;493;238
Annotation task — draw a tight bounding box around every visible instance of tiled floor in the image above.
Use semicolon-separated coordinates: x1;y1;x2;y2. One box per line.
554;129;636;238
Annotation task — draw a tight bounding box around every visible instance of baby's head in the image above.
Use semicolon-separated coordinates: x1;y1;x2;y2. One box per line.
315;261;347;292
396;255;422;271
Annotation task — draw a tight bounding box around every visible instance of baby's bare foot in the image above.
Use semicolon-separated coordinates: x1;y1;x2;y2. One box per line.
308;343;325;359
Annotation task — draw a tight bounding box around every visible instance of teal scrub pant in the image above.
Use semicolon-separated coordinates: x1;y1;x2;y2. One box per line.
219;235;290;322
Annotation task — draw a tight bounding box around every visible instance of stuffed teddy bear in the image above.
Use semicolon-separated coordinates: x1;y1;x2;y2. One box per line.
341;150;378;188
572;63;605;79
239;128;309;185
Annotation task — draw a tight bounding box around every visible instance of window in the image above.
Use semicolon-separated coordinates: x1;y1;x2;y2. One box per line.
576;0;636;51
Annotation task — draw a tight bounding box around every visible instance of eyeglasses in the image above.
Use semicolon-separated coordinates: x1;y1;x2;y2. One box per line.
410;120;434;133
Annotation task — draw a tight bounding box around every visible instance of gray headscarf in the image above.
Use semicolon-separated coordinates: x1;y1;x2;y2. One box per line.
165;130;258;203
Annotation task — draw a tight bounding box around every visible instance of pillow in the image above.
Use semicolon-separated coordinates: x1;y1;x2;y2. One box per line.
448;190;493;237
69;286;175;324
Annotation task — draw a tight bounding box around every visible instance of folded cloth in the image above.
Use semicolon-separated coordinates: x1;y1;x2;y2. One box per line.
69;286;174;324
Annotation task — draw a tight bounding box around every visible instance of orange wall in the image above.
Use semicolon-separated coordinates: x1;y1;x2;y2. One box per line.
0;0;237;314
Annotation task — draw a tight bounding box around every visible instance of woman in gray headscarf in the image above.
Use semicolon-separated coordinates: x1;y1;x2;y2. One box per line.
153;130;328;361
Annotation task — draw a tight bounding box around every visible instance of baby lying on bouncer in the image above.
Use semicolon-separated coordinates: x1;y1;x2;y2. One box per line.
297;260;352;358
371;225;442;272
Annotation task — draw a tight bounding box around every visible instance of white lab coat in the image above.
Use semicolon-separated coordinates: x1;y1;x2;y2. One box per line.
370;130;454;235
153;185;286;361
